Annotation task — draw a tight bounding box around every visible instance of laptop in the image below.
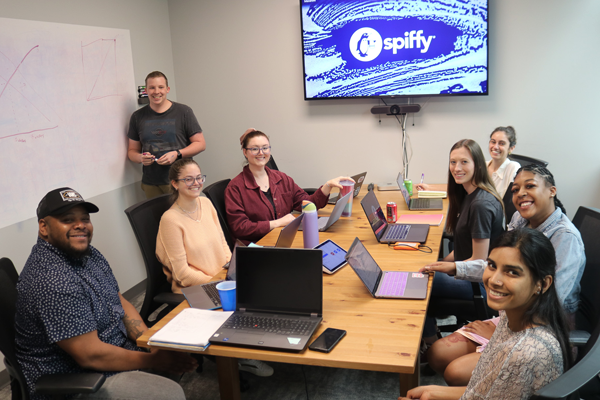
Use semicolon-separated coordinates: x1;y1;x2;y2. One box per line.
273;213;304;247
360;190;429;243
328;172;367;204
299;191;352;232
181;240;245;310
345;237;428;299
210;247;323;352
397;172;443;210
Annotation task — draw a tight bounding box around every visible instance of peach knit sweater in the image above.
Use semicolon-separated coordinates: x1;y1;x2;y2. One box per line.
156;197;231;294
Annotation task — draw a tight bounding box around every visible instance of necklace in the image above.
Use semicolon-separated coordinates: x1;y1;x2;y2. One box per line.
177;201;199;222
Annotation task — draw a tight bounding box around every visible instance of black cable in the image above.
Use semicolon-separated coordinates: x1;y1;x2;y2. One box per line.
301;365;309;400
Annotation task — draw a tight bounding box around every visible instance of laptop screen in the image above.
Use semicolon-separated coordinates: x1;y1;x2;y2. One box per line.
236;247;323;315
397;172;412;207
361;190;388;239
345;238;381;294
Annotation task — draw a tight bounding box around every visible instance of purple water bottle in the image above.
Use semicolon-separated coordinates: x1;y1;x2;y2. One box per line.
302;200;319;248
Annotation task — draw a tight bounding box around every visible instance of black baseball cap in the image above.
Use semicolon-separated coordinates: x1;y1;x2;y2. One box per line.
37;187;99;220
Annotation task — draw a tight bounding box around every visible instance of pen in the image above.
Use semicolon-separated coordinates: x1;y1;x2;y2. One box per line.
420;173;424;184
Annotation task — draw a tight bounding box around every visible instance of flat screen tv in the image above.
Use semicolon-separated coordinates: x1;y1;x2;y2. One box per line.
300;0;488;100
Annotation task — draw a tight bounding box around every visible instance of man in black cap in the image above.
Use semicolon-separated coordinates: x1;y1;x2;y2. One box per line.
15;187;197;400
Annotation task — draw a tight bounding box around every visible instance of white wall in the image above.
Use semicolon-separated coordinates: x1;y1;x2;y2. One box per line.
168;0;600;217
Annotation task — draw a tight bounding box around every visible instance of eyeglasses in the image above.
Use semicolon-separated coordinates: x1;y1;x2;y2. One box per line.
177;175;206;186
244;146;271;155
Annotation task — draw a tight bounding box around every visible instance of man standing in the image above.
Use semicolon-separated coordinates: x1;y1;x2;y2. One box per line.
127;71;206;198
15;187;197;399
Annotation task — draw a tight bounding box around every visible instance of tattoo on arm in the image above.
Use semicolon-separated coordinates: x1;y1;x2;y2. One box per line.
123;314;144;339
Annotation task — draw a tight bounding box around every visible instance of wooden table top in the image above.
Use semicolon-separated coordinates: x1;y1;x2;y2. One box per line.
137;186;447;374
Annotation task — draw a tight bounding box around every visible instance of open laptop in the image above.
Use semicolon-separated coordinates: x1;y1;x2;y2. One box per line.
273;213;304;247
210;247;323;352
345;237;428;299
397;172;443;210
181;240;245;310
299;191;352;232
328;171;367;204
360;190;429;243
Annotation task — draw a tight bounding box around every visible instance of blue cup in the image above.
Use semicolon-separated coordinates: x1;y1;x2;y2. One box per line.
216;281;236;311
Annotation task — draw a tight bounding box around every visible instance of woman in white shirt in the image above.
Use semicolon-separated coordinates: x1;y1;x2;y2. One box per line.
487;126;520;198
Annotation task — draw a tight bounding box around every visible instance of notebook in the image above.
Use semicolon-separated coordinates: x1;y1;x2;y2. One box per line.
181;240;245;310
345;237;429;299
397;173;443;210
360;190;429;244
299;191;352;232
209;247;323;352
397;214;444;226
328;172;367;204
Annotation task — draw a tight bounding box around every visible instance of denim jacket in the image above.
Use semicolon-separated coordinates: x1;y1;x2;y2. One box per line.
456;208;585;314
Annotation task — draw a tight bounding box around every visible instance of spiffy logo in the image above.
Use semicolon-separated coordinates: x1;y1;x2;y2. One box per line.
59;190;84;202
349;28;383;62
350;27;436;62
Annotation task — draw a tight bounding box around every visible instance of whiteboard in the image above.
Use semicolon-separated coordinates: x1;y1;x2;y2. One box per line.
0;18;139;229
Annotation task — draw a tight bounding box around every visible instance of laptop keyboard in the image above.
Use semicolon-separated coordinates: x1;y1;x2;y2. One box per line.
203;283;221;306
223;315;318;336
410;198;430;209
383;224;410;240
379;272;408;297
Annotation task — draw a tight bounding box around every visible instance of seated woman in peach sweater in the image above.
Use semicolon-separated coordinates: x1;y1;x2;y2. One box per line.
156;158;231;294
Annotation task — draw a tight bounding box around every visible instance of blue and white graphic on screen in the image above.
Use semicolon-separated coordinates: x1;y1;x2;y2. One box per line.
301;0;488;98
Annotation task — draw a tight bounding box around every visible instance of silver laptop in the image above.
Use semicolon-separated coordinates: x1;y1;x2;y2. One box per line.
273;213;304;247
210;247;323;352
360;190;429;244
181;240;245;310
345;237;428;299
328;172;367;204
299;191;352;232
397;172;443;210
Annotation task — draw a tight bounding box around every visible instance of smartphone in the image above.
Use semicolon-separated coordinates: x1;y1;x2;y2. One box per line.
308;328;347;353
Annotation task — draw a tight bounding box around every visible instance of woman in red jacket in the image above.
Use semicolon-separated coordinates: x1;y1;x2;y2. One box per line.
225;129;351;244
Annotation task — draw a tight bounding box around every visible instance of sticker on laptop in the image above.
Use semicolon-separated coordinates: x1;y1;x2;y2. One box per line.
412;273;425;278
287;337;301;345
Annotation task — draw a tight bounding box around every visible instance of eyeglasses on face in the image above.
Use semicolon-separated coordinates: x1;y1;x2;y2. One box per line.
244;146;271;155
177;175;206;186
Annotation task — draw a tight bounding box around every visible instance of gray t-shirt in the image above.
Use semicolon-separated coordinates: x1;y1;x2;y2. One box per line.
127;102;202;185
453;188;504;261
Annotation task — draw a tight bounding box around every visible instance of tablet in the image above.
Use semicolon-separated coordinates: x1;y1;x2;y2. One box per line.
315;239;348;274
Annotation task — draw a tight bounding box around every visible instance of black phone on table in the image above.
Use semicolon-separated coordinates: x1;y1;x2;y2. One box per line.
308;328;347;353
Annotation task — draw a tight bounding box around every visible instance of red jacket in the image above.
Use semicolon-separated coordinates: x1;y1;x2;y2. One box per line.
225;166;329;243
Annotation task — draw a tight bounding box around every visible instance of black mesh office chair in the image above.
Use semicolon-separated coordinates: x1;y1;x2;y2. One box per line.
267;156;318;195
0;265;105;400
509;154;549;168
531;206;600;399
202;179;235;251
503;182;518;223
124;194;184;327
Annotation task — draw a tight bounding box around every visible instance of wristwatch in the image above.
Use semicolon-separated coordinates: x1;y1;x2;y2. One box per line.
176;149;182;160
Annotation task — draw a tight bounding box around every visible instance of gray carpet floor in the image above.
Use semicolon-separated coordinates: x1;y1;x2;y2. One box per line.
0;292;448;399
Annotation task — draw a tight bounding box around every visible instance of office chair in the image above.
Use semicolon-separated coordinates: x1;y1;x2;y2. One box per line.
124;194;184;327
202;179;236;251
0;257;18;286
267;156;318;195
0;266;105;400
531;206;600;399
502;182;518;223
509;154;549;168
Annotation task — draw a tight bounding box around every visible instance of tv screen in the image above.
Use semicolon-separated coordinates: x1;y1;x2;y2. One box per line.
300;0;488;100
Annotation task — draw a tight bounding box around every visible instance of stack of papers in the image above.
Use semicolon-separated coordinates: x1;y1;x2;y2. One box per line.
148;308;233;351
417;191;447;198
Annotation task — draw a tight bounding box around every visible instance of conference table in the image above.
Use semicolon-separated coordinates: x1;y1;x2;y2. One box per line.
137;185;448;399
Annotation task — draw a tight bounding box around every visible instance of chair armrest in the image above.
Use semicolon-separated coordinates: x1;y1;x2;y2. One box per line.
304;188;319;195
154;292;185;306
570;330;591;347
36;373;106;395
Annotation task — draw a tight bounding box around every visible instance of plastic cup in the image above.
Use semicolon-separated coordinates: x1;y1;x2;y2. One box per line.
340;180;355;217
216;281;236;311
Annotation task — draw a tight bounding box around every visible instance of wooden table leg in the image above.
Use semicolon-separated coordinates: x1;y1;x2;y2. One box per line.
399;356;420;397
215;356;241;400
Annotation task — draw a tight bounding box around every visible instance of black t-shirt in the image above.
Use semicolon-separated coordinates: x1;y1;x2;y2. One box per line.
127;102;202;185
453;188;504;261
